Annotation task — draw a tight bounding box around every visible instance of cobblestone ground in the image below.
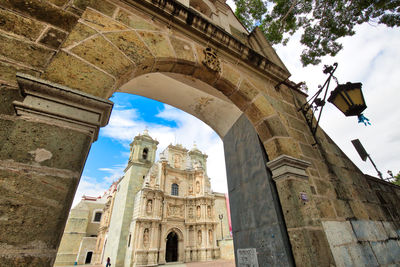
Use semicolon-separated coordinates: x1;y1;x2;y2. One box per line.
78;259;235;267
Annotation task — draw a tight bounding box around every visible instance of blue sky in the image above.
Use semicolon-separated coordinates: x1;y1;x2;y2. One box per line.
73;11;400;207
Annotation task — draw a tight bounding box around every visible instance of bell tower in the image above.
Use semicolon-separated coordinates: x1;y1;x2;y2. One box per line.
104;130;159;265
128;129;158;164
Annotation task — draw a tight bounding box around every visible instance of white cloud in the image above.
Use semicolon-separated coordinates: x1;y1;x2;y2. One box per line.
72;176;109;208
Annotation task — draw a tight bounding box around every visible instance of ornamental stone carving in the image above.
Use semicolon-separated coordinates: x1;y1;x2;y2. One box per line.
202;47;221;72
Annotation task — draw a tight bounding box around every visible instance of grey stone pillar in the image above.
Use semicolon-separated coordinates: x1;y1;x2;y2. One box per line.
267;155;335;266
223;114;294;267
0;74;112;266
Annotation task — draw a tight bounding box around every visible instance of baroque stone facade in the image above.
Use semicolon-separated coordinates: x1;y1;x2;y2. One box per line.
100;130;231;266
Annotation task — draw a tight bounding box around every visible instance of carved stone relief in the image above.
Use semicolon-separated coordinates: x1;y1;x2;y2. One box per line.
197;230;202;245
143;228;150;248
202;47;221;72
189;207;194;218
146;200;153;214
196;206;201;218
167;204;184;217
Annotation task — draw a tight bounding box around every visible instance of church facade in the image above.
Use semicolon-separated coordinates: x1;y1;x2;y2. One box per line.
101;130;232;266
55;130;233;266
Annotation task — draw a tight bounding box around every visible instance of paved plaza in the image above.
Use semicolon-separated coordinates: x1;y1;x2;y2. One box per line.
72;259;235;267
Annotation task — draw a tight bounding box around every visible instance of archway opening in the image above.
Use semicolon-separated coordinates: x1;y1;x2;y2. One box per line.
166;232;179;262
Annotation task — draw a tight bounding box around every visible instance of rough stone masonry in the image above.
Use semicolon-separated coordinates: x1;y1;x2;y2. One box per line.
0;0;399;266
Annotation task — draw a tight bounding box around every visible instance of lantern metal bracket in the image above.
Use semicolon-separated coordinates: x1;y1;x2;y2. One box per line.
298;63;339;143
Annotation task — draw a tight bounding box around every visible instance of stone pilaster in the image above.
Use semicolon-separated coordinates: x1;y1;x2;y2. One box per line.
267;155;335;267
0;74;112;266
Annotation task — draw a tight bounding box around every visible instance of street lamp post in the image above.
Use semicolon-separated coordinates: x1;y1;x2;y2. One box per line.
218;214;224;240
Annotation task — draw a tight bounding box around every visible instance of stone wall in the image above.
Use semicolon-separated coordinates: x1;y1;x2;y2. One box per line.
217;239;235;260
321;176;400;266
0;0;399;266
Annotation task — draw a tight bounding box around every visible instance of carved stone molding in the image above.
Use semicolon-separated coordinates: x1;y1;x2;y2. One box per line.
266;155;311;181
13;73;113;141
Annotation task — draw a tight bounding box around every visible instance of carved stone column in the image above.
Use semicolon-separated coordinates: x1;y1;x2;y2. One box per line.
0;74;112;266
267;155;334;267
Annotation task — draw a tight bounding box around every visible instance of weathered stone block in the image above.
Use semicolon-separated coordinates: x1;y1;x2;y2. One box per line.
229;88;252;111
314;178;336;198
0;118;14;151
137;31;174;58
0;8;45;41
104;31;153;65
43;51;115;97
71;35;134;77
263;137;301;160
116;8;159;31
350;220;387;241
288;128;307;144
275;178;319;228
0;60;39;87
245;94;276;125
370;241;396;265
330;245;353;267
300;143;320;160
170;37;195;62
0;86;23;115
0;0;78;31
364;203;385;220
0;178;71;247
0;255;53;267
0;119;91;172
288;228;334;267
82;8;127;32
238;79;259;102
322;221;357;246
0;33;54;69
382;221;399;238
347;243;379;267
47;0;69;6
349;201;370;220
220;62;241;88
214;77;236;97
62;22;97;48
89;0;117;17
255;115;289;142
314;197;336;219
39;27;68;49
333;199;354;219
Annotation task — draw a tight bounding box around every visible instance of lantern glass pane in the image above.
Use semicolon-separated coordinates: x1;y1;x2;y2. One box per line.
332;94;349;114
346;88;363;106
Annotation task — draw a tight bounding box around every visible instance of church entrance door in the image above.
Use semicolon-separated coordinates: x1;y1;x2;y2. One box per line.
165;232;178;262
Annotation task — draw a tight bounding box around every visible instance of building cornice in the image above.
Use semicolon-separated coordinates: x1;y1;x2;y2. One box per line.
121;0;291;83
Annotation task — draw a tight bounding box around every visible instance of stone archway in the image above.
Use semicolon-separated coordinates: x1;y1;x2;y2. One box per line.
162;227;185;263
3;0;397;267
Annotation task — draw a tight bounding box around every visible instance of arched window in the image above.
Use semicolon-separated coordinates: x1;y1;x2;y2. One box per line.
171;183;179;196
142;148;149;160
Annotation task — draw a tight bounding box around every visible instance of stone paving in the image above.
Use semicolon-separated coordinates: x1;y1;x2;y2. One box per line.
77;259;235;267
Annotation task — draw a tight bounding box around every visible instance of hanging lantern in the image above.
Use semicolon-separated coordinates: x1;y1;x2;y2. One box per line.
327;82;367;116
